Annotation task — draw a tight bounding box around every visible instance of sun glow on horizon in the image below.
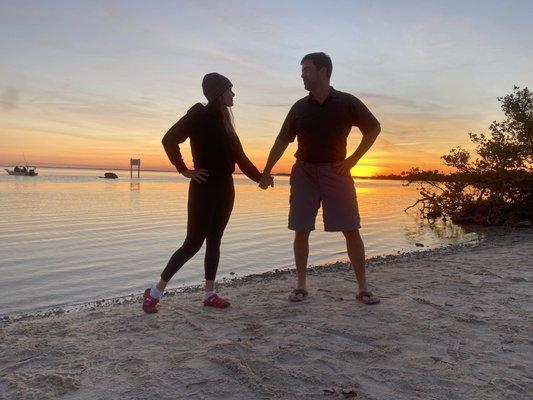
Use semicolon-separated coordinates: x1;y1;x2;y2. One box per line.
351;165;383;177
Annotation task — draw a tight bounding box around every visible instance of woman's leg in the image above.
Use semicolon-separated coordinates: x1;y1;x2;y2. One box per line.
159;181;213;289
143;181;215;313
158;235;205;289
204;179;235;286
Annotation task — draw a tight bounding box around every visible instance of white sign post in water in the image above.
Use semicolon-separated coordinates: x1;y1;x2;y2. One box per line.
130;158;141;178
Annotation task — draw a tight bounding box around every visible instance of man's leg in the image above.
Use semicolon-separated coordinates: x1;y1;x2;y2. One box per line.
343;229;367;292
288;161;319;301
294;230;311;290
343;229;380;304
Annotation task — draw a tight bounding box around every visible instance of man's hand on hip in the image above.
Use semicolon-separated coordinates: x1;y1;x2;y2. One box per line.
334;158;356;177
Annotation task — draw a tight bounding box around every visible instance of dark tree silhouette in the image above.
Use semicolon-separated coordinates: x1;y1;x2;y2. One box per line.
404;86;533;226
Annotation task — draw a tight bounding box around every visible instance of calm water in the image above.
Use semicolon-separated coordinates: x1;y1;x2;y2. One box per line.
0;167;482;316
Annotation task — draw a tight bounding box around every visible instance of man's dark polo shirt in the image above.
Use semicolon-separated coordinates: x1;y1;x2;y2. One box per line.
276;87;380;163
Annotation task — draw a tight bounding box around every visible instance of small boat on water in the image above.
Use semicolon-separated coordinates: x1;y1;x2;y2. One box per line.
5;165;38;176
99;172;118;179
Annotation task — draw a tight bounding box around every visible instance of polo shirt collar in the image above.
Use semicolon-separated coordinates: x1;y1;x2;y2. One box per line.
307;86;338;103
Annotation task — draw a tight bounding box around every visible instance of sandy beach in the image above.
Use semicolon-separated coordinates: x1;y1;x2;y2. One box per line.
1;230;531;400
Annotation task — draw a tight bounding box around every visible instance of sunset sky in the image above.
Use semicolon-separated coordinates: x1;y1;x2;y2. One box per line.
1;0;532;176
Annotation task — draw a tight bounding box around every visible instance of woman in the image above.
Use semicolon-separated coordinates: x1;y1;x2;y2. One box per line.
143;73;272;313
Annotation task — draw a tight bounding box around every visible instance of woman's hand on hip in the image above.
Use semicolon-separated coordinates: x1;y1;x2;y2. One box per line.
182;169;209;183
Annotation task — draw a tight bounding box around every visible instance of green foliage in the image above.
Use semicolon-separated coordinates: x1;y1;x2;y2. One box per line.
404;86;533;226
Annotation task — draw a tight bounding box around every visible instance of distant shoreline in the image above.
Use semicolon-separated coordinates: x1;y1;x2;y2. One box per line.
1;165;407;181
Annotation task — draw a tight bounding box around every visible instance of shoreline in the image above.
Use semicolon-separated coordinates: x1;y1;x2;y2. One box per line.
0;231;491;324
1;229;531;399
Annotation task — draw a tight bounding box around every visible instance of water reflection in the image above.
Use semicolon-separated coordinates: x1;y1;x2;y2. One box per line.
407;218;464;239
0;167;499;316
402;213;498;248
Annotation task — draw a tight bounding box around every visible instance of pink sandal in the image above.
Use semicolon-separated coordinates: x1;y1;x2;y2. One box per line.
203;293;230;308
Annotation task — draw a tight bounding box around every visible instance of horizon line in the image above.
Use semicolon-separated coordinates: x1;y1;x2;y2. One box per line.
1;164;412;179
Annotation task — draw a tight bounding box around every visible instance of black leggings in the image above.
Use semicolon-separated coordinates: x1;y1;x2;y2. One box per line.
161;175;235;282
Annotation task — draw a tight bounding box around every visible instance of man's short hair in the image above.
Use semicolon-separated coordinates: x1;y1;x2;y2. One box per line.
301;52;333;78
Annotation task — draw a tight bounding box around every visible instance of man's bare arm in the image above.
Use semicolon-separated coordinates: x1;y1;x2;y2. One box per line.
349;124;381;164
259;139;290;189
335;124;381;175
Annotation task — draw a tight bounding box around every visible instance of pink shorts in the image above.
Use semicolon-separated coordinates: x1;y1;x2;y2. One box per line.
288;160;361;232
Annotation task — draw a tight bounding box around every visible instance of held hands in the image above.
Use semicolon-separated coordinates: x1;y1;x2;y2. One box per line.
258;172;274;190
182;168;209;183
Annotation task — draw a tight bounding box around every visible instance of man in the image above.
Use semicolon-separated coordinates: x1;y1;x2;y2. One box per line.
259;52;381;304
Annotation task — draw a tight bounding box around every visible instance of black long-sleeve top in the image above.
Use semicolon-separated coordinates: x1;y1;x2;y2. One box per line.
162;103;262;182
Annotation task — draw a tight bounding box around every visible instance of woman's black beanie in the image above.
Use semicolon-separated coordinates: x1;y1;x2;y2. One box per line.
202;73;232;102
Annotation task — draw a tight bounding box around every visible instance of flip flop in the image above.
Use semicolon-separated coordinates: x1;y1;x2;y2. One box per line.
288;288;308;302
356;291;380;305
